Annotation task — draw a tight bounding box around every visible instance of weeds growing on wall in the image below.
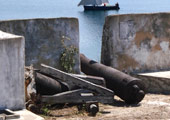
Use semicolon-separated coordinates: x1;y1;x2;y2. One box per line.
60;36;78;73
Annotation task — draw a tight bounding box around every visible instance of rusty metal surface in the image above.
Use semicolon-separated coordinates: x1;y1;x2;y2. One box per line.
80;54;145;104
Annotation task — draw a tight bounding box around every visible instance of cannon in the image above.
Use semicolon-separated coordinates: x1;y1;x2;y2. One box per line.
35;72;107;95
80;54;145;104
35;72;63;95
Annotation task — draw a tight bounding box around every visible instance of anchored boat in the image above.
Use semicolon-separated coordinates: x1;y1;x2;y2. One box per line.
78;0;120;11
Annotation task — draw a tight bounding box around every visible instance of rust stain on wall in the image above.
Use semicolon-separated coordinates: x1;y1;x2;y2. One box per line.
161;37;170;42
152;44;161;51
134;32;152;48
117;54;139;71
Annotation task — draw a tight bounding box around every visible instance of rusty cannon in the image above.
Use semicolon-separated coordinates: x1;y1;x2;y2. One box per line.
80;54;145;104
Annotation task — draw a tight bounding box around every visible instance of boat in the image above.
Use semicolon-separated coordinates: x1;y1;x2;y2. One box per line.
78;0;120;11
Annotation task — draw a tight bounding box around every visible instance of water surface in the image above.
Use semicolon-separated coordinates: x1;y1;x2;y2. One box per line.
0;0;170;61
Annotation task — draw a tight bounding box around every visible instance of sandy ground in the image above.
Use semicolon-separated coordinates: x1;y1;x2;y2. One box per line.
41;94;170;120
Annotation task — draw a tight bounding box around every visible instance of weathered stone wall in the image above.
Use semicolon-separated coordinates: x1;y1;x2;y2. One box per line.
101;13;170;73
0;31;25;110
0;18;80;73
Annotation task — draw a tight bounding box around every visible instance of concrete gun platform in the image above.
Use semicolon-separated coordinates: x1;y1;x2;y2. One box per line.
42;94;170;120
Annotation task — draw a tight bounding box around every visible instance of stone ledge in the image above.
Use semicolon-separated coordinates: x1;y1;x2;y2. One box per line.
13;109;44;120
136;71;170;94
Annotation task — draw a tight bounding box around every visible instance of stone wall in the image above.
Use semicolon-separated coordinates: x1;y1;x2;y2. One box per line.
101;12;170;73
0;18;80;73
0;31;25;110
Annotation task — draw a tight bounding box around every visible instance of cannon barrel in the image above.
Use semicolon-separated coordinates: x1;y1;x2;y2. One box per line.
80;54;145;104
35;72;62;95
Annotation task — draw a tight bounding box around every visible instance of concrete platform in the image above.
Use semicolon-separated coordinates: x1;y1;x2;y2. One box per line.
136;71;170;94
13;109;44;120
41;94;170;120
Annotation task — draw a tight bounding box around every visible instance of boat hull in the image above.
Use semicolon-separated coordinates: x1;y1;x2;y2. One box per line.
84;5;120;10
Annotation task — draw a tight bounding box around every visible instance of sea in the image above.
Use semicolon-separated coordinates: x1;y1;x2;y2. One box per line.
0;0;170;61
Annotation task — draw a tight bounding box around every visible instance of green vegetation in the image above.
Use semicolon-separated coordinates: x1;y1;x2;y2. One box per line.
60;36;78;73
40;104;50;116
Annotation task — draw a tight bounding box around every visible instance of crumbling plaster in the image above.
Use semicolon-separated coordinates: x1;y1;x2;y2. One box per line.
102;13;170;73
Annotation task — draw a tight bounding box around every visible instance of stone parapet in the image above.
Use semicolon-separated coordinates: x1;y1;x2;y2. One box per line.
101;12;170;73
0;18;80;73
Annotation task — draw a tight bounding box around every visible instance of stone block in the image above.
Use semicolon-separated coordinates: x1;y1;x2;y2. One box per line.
0;31;25;110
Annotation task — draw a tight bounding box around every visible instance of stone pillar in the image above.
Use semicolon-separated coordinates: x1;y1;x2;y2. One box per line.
0;31;25;110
